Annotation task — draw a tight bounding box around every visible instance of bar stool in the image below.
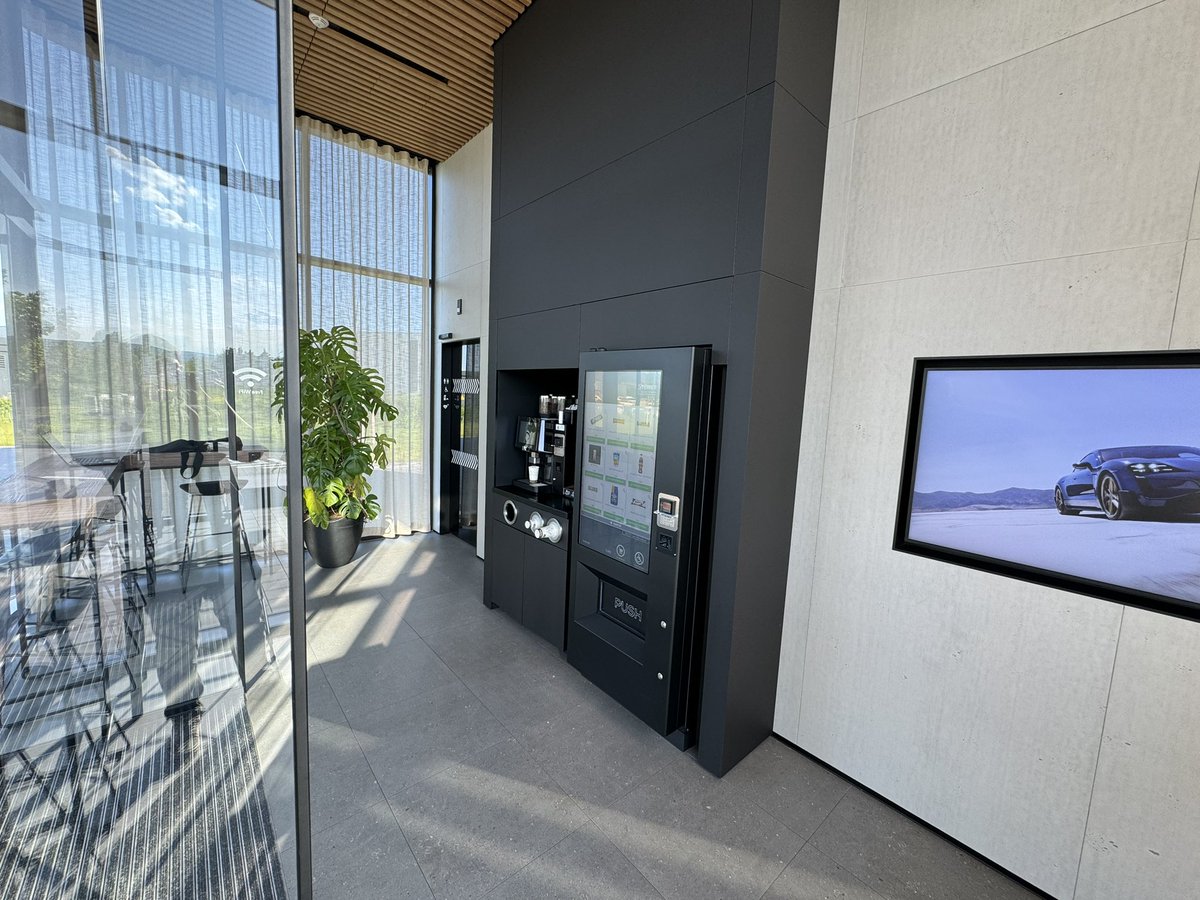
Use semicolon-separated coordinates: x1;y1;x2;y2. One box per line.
177;478;277;664
178;479;246;593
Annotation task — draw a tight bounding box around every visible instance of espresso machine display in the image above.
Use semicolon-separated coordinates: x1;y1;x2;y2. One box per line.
513;395;576;495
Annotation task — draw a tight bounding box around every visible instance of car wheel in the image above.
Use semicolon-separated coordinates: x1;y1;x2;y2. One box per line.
1055;486;1080;515
1098;472;1132;520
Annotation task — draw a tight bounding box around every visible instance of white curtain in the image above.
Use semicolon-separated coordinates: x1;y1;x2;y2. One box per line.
295;116;431;536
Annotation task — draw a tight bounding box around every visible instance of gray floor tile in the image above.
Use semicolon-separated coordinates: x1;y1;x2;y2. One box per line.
763;843;886;900
458;647;599;742
306;587;424;665
303;557;358;601
487;821;663;900
420;531;482;564
396;586;500;637
305;663;349;733
308;724;388;833
304;535;1035;900
320;638;459;723
723;737;851;840
353;680;510;798
280;842;300;900
590;754;804;900
312;801;432;900
419;607;555;679
522;693;678;806
389;736;588;900
341;543;464;597
810;788;1040;900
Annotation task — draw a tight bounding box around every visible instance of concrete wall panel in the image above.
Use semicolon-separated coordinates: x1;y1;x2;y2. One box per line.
1074;608;1200;900
858;0;1161;115
844;1;1200;286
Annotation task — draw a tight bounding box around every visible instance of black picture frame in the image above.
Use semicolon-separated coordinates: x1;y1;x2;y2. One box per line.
893;350;1200;624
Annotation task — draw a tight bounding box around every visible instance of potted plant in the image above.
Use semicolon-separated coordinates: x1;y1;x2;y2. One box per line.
273;325;398;568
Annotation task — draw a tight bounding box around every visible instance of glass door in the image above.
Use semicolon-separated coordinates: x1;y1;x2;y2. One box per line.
0;0;305;896
440;340;481;546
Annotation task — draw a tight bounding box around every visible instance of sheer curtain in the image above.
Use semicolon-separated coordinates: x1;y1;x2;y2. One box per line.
295;115;431;536
16;7;286;554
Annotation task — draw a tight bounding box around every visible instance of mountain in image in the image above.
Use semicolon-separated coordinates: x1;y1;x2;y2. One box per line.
912;487;1056;512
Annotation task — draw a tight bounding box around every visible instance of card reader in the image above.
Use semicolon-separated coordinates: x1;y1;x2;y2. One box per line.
656;492;681;531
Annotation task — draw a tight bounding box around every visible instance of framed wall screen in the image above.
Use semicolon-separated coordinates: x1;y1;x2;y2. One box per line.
895;352;1200;623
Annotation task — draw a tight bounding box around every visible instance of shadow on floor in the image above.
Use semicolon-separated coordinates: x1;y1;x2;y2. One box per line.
303;534;1040;900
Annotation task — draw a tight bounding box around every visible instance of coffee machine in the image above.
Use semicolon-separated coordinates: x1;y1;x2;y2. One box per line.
514;395;576;495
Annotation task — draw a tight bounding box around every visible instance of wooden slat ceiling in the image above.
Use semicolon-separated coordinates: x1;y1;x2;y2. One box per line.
293;0;531;162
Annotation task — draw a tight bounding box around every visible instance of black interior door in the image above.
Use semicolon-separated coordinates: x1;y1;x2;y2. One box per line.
440;340;482;545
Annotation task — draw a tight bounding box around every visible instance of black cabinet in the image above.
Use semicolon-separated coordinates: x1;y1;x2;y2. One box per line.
483;490;570;651
487;520;525;622
522;537;568;648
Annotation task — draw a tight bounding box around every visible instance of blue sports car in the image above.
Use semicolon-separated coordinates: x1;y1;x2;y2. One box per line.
1055;445;1200;520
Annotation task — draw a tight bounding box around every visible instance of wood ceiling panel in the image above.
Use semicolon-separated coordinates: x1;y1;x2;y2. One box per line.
293;0;532;162
297;19;489;125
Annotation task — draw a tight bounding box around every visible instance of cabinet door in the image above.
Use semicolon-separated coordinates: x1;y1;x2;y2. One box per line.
522;539;569;650
487;524;525;621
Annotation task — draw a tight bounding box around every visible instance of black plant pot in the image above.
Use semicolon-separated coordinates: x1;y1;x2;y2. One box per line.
304;515;365;569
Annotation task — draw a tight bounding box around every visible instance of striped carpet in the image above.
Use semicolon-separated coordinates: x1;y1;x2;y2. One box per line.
0;696;287;900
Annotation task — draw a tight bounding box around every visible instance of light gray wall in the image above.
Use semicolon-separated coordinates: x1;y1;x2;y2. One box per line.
774;2;1200;898
433;125;492;558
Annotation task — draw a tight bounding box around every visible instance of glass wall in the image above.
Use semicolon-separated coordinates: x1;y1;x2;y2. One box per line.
0;0;302;896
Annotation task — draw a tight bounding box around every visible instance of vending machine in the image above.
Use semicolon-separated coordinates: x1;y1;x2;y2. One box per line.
568;346;717;749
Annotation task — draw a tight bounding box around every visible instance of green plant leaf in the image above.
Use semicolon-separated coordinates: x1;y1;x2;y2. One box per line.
288;326;407;524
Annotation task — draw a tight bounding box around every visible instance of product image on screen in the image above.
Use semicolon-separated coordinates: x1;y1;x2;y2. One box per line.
896;356;1200;619
578;369;662;573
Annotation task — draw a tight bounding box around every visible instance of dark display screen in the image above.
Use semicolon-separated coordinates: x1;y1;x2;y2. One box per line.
578;369;662;572
896;355;1200;622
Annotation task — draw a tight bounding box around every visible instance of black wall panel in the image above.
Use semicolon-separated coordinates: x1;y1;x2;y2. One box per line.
495;0;753;216
696;272;760;771
576;279;734;359
699;271;815;772
746;0;783;92
733;84;776;276
492;102;746;317
488;0;838;775
492;306;581;369
774;0;841;126
761;87;831;290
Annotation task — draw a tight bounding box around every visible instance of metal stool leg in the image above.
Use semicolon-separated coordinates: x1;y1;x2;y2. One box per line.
180;492;201;593
240;528;277;665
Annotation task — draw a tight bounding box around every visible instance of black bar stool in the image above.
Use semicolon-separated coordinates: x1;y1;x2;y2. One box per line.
178;479;246;593
177;478;277;664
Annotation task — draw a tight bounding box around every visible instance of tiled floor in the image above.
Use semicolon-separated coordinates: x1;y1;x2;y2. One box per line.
303;534;1040;900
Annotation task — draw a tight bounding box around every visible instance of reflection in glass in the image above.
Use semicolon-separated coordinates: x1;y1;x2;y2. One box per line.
0;0;298;896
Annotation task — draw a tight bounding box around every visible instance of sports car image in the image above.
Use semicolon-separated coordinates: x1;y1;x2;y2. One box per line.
899;364;1200;613
1055;445;1200;520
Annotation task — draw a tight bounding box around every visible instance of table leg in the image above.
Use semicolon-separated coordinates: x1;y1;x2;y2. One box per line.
139;458;156;596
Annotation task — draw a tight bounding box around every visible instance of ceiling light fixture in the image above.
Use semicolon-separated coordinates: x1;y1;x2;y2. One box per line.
308;11;329;29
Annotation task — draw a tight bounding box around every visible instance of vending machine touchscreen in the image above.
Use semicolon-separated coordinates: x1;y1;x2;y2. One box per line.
569;347;716;748
577;369;662;573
